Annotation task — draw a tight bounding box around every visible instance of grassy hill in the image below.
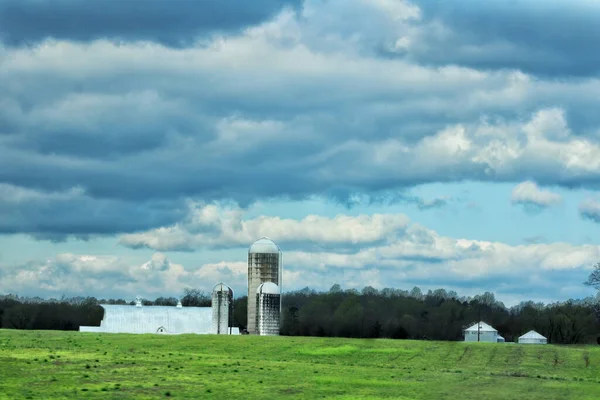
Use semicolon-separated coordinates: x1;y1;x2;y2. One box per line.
1;330;599;399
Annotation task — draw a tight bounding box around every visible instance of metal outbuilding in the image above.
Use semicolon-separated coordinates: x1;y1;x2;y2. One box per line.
463;321;499;343
518;330;547;344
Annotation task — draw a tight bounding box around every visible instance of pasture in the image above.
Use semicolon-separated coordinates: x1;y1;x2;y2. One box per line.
0;330;599;399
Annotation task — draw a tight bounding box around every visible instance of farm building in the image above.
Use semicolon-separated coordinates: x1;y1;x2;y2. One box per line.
80;297;239;335
518;330;547;344
80;236;281;336
463;321;499;343
497;335;505;343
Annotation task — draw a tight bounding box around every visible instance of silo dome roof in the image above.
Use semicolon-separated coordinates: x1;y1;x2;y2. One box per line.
212;282;233;295
248;237;280;254
257;282;280;295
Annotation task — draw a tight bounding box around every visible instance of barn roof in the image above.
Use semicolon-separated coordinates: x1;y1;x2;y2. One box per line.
464;321;497;332
519;330;546;340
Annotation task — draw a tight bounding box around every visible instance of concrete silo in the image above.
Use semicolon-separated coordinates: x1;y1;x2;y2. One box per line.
212;283;234;334
247;237;282;334
256;282;281;336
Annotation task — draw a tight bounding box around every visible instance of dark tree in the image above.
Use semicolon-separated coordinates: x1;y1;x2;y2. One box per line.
585;262;600;289
181;288;211;307
369;320;383;338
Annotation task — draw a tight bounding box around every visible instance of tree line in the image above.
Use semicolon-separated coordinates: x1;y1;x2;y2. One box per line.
278;285;600;344
0;288;212;331
1;284;599;344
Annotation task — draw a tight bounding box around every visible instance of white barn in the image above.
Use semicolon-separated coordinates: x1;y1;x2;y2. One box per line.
79;303;213;334
464;321;499;343
518;330;547;344
80;298;240;335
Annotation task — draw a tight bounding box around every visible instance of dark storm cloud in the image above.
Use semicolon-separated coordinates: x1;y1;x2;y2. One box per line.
0;0;302;47
1;91;210;158
0;185;187;239
1;0;600;238
406;0;600;77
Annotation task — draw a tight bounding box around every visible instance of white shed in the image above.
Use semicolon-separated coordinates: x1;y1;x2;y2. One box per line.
497;335;505;343
518;330;547;344
464;321;499;343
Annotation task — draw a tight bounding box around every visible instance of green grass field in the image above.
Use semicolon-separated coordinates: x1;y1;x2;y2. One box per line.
1;330;599;399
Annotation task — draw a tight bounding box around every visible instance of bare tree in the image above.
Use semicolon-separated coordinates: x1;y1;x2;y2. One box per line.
585;262;600;289
584;262;600;321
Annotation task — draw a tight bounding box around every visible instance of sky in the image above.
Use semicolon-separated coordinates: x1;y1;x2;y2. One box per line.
1;0;600;306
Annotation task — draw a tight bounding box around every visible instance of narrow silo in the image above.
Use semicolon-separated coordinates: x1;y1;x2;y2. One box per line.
256;282;281;336
212;283;234;334
247;237;282;334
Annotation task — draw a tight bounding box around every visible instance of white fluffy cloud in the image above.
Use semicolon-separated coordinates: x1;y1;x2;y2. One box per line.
119;203;411;251
0;252;204;299
3;211;599;304
118;203;600;279
511;181;562;208
117;204;600;303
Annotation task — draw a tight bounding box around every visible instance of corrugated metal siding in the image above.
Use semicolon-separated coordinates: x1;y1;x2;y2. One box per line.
464;330;498;343
518;337;547;344
81;305;212;334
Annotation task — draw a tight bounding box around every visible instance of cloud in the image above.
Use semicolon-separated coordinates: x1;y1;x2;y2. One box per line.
193;261;248;294
141;253;171;272
1;2;600;238
522;236;547;245
411;0;600;77
3;213;599;305
119;203;411;252
116;202;600;303
0;183;186;240
511;181;562;210
6;0;599;78
579;199;600;223
1;0;598;306
340;192;451;210
0;0;302;47
0;252;194;299
258;230;600;305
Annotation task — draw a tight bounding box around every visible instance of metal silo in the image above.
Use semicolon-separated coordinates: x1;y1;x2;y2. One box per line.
247;237;282;334
256;282;281;336
212;283;234;334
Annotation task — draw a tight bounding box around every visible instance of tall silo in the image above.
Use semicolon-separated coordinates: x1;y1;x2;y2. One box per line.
212;283;234;334
256;282;281;336
247;237;282;334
